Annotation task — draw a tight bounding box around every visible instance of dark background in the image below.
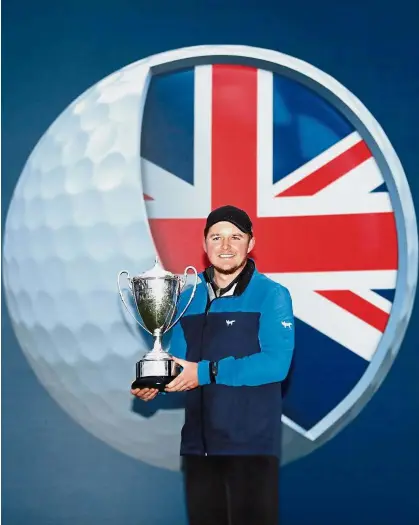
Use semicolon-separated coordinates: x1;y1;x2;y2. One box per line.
2;1;419;524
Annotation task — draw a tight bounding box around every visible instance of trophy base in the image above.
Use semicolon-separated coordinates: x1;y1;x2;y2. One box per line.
131;375;176;392
132;356;180;393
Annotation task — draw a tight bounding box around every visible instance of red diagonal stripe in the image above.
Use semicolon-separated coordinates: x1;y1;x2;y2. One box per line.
277;140;372;197
317;290;390;332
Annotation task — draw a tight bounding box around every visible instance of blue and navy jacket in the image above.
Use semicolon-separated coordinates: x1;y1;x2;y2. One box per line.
169;259;295;458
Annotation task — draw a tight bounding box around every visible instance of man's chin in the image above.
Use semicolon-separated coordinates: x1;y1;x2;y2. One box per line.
213;265;239;275
213;260;245;275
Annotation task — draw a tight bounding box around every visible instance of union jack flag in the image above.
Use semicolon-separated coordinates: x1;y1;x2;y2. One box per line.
140;63;397;437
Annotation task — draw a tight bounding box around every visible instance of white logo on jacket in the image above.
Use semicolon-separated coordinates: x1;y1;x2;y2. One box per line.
281;321;293;329
226;320;236;326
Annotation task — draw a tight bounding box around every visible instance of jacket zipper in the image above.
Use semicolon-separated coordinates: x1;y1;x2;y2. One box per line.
200;297;212;456
198;268;250;455
200;293;234;455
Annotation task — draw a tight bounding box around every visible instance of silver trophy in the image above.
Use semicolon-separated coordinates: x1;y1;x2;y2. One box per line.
117;257;198;392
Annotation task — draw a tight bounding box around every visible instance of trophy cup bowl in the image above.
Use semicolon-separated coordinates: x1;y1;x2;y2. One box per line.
118;257;198;392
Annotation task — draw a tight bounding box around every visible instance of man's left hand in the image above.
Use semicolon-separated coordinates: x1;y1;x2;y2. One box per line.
165;357;199;392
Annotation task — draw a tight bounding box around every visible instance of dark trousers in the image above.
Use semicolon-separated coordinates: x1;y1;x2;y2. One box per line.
183;455;279;525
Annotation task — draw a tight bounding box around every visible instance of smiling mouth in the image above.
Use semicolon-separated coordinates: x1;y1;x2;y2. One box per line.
219;254;235;259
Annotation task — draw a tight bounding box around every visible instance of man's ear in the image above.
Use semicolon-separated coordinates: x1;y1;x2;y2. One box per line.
247;236;256;254
203;235;208;254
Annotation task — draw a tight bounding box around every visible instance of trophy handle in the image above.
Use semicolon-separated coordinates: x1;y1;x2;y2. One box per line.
117;270;153;335
165;266;198;332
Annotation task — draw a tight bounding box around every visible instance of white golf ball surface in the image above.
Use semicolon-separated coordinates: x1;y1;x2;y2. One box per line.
3;60;187;471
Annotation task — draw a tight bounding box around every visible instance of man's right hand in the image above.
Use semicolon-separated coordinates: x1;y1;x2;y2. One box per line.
131;387;159;401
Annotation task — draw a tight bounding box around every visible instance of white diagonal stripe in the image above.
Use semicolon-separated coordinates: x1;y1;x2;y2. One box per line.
351;289;392;314
257;127;392;216
255;70;372;217
275;284;380;361
317;156;386;197
265;271;397;361
271;131;361;196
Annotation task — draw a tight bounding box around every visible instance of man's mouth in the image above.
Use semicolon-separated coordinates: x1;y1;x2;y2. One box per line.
219;254;235;259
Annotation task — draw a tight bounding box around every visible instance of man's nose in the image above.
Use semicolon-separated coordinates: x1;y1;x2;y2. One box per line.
221;238;230;250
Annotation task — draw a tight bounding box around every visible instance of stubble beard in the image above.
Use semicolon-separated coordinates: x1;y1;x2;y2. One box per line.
213;258;247;276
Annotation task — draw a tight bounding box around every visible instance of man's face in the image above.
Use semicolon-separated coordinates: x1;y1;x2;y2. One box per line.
203;221;255;275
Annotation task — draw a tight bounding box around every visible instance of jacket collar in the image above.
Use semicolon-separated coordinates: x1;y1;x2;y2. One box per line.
203;258;255;297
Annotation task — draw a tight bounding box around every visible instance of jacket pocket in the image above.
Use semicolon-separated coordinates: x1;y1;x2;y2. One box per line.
205;385;278;446
206;383;282;449
205;386;242;443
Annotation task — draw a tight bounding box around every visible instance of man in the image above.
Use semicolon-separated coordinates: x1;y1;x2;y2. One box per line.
132;205;295;525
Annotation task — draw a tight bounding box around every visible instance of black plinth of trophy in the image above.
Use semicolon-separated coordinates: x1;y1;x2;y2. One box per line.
131;375;175;392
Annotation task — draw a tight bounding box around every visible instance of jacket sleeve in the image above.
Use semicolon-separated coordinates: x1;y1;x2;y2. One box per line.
197;286;295;386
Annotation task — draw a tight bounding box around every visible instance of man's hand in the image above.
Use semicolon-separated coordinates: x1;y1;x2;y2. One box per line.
131;387;159;401
165;357;199;392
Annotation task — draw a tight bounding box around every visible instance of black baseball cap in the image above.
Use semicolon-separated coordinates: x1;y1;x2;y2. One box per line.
204;205;253;237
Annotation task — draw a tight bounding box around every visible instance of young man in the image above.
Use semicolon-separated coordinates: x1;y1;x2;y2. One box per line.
132;205;295;525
